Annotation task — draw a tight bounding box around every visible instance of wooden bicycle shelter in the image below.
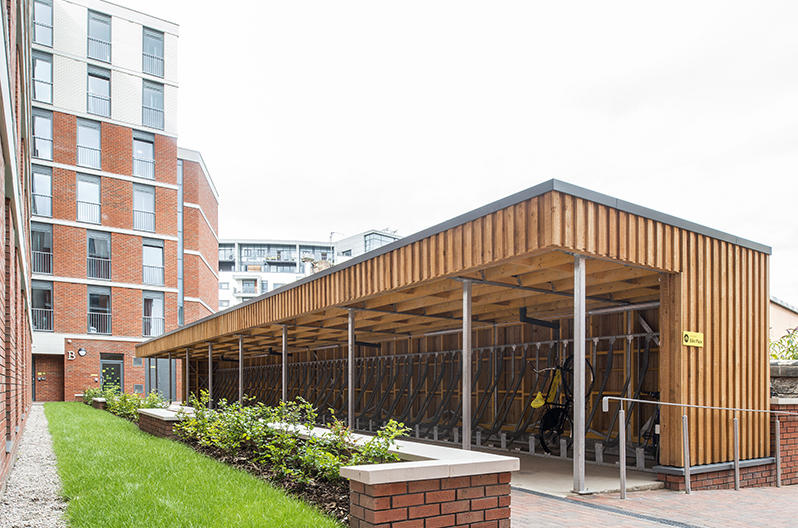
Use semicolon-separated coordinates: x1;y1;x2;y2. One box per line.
136;179;771;490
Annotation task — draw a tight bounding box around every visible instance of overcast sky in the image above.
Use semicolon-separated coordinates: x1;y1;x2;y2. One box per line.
127;1;798;304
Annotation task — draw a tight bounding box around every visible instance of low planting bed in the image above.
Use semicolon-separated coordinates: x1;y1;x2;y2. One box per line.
82;386;168;421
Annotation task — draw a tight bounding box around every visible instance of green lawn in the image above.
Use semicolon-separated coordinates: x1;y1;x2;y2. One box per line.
45;402;343;528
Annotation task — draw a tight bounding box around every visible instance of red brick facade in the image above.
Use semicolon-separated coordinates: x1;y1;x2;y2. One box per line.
33;355;64;401
659;403;798;490
350;473;512;528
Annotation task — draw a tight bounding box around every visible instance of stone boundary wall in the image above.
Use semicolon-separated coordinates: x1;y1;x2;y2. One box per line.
658;401;798;490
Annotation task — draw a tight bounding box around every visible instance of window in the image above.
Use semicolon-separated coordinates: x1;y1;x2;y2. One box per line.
339;249;352;257
132;131;155;179
77;119;101;169
219;300;229;308
261;281;269;293
87;10;111;62
241;279;257;294
31;223;52;274
76;174;101;223
132;357;143;367
142;27;164;77
142;291;164;337
219;282;229;290
33;0;53;46
364;232;397;252
87;285;111;334
32;51;52;103
87;66;110;116
273;283;286;289
32;280;53;331
133;383;144;393
31;165;52;216
142;80;163;129
133;184;155;232
32;109;52;160
87;230;110;280
142;239;163;285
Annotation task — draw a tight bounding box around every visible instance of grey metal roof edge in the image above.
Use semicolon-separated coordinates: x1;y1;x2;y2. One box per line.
771;296;798;314
139;178;771;350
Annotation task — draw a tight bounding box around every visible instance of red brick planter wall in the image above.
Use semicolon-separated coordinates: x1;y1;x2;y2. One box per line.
659;403;798;490
91;399;106;410
349;472;511;528
138;413;178;440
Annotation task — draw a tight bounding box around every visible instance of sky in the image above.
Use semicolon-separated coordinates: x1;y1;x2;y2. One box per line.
126;0;798;304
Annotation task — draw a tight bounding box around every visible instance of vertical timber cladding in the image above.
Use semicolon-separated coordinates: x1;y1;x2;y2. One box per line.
139;186;770;468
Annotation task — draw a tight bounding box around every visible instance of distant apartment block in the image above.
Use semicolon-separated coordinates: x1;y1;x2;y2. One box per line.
30;0;218;403
218;230;399;309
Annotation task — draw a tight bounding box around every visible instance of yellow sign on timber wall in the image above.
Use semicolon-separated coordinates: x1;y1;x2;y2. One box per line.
682;331;704;347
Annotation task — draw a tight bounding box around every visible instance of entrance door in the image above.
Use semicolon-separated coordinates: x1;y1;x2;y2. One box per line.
100;360;123;392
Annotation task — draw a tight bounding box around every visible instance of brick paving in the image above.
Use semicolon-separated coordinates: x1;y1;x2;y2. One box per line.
512;485;798;527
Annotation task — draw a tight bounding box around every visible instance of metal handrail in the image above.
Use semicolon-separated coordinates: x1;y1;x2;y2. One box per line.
602;396;795;498
77;145;101;168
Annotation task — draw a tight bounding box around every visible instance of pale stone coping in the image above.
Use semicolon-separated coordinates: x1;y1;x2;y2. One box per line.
274;424;520;485
91;398;106;403
772;397;798;405
137;406;195;422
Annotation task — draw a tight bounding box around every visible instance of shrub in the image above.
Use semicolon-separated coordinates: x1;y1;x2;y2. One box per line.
85;386;167;422
82;387;104;404
771;330;798;360
174;394;409;485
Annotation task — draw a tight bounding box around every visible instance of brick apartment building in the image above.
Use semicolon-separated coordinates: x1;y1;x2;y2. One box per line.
28;0;218;403
0;0;35;492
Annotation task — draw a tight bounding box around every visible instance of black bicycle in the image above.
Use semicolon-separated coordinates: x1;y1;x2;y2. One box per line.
531;354;594;454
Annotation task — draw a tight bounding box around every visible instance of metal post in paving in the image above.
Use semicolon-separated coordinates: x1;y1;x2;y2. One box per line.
185;348;190;402
462;279;472;451
776;416;782;487
682;414;691;494
168;352;173;402
619;407;626;499
348;309;355;428
573;254;586;493
282;325;288;402
238;335;244;404
733;416;740;490
208;342;213;409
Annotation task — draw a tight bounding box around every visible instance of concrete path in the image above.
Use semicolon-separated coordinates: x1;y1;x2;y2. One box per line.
0;403;66;528
512;485;798;527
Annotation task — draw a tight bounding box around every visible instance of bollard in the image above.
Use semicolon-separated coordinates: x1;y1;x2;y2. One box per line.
682;414;691;494
560;437;568;459
619;408;626;499
776;417;782;487
476;430;481;446
733;417;740;491
635;447;645;470
433;425;438;441
595;442;604;464
453;427;459;444
501;432;507;450
529;435;535;455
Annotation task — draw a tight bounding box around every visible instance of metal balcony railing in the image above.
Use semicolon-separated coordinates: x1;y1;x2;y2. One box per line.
33;22;52;46
87;93;110;117
218;250;235;261
77;201;101;224
133;157;155;179
143;265;164;285
32;194;52;217
33;79;52;104
142;53;164;77
87;256;110;280
32;308;53;331
32;251;52;274
87;311;111;334
87;37;111;62
77;145;101;169
143;316;164;337
33;137;52;160
142;106;164;129
133;209;155;232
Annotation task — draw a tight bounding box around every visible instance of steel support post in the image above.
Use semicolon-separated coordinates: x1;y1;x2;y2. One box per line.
776;416;782;487
168;352;172;403
573;255;586;493
619;408;627;499
238;335;244;404
184;348;190;402
348;309;355;428
682;414;691;494
733;416;740;490
462;279;472;451
208;343;213;409
282;326;288;402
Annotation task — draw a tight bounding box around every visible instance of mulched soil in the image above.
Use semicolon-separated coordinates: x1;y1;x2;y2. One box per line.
185;442;350;524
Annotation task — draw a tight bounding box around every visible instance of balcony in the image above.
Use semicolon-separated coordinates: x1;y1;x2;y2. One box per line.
33;22;52;47
32;308;53;331
87;256;110;280
143;265;164;286
33;137;52;160
142;106;164;129
133;209;155;232
77;201;100;224
32;194;52;216
32;251;52;274
133;157;155;179
87;311;111;334
143;53;164;77
77;145;101;169
142;316;164;337
87;93;110;117
33;79;52;104
87;37;110;62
